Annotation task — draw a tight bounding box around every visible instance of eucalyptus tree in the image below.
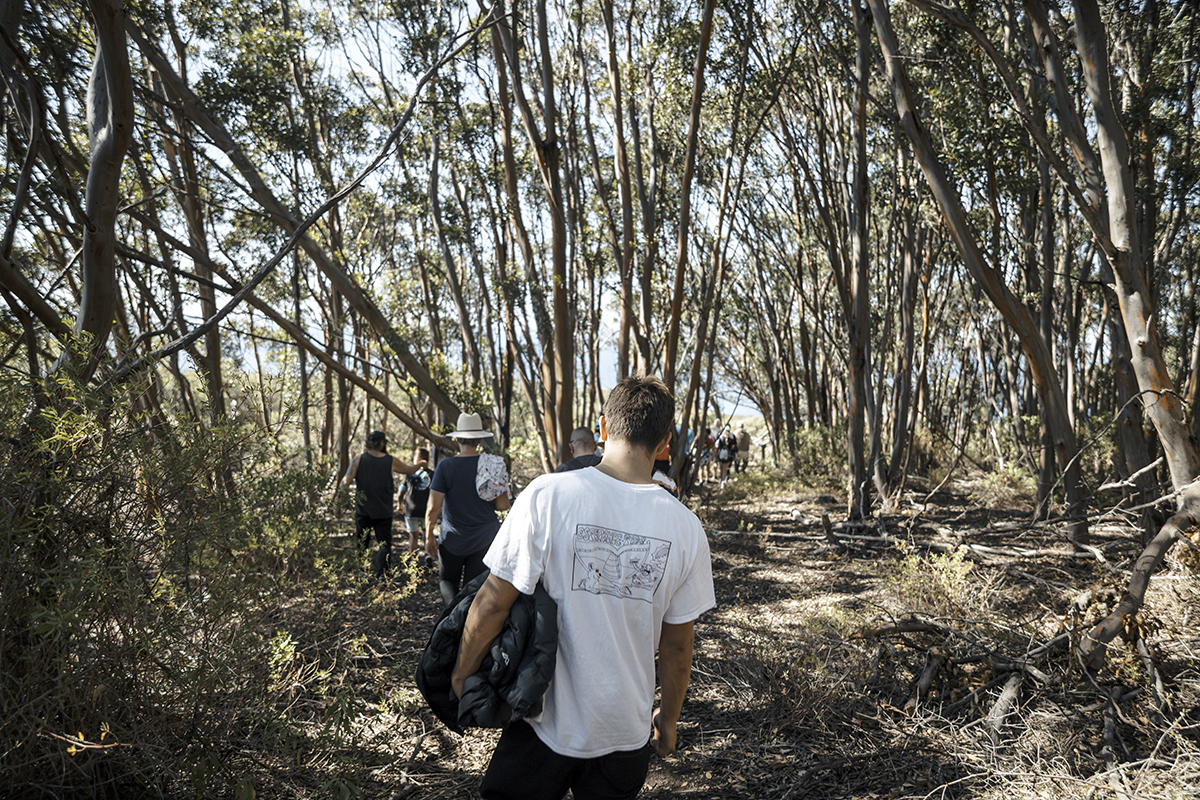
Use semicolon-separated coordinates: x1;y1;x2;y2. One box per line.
866;0;1200;668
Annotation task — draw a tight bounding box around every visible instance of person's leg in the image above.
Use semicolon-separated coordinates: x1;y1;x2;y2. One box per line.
404;517;422;553
437;545;467;606
354;513;370;551
572;743;653;800
462;547;489;586
372;518;392;579
480;721;579;800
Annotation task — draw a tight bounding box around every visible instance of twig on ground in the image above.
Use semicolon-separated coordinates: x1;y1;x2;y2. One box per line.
1102;686;1135;800
984;673;1022;751
1136;637;1167;727
905;648;947;714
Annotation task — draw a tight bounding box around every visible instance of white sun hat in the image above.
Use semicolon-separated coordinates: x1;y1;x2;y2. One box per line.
447;412;492;440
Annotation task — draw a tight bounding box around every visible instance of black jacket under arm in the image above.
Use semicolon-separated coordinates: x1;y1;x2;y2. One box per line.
415;571;558;733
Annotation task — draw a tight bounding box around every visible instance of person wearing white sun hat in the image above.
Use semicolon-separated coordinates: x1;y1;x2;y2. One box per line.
425;412;511;605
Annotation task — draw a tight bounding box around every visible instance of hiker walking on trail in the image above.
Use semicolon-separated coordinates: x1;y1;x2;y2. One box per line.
697;429;715;484
452;375;716;800
715;425;737;487
341;431;426;581
401;447;433;555
553;426;603;473
734;422;752;474
425;413;511;606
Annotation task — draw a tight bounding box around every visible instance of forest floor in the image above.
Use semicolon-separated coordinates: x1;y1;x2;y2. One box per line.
314;471;1200;800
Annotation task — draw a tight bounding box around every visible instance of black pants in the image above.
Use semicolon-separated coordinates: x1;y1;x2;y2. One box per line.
355;514;392;578
480;720;652;800
437;544;488;606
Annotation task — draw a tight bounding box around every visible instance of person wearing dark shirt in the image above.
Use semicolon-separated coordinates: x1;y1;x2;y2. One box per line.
715;425;737;487
402;447;433;555
425;413;511;605
734;422;752;474
341;431;425;580
553;426;603;473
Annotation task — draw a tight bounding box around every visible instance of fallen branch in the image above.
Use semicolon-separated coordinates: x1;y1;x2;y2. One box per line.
904;648;946;714
1102;687;1134;800
941;673;1010;716
987;657;1051;685
1136;637;1167;727
1078;496;1195;670
984;673;1023;750
856;618;948;639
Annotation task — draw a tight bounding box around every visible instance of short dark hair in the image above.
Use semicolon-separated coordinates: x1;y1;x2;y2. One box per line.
603;375;674;453
416;447;429;460
367;430;387;452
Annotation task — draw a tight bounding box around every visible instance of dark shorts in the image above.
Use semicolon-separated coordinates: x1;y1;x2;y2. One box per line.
437;544;489;587
355;514;392;547
480;720;652;800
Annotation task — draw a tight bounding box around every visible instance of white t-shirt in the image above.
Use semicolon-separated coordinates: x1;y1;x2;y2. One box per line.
484;467;716;758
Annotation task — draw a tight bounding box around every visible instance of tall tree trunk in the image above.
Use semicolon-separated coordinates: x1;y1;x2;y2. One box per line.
164;3;225;425
429;133;481;382
602;0;638;380
1070;0;1200;667
493;0;570;464
72;0;133;381
292;251;312;467
847;0;872;519
887;154;920;484
662;0;715;390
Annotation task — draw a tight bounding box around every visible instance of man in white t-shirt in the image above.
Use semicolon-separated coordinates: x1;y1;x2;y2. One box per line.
451;375;716;800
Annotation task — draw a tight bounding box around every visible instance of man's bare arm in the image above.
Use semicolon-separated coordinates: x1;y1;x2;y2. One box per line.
391;457;428;475
652;620;695;758
425;491;445;559
451;574;521;698
340;456;359;489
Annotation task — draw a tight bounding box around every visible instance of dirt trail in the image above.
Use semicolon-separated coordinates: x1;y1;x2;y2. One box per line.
356;481;1199;799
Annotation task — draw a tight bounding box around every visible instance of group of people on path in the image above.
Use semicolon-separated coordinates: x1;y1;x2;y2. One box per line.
341;376;716;799
695;421;753;487
340;413;510;607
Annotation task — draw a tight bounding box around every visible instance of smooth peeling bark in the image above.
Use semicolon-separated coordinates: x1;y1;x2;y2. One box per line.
77;0;134;378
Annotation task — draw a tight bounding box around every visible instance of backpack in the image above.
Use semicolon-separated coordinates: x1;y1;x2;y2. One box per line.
475;453;509;501
409;467;432;493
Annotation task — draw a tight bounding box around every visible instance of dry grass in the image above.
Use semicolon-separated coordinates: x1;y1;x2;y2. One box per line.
233;475;1196;799
23;474;1194;799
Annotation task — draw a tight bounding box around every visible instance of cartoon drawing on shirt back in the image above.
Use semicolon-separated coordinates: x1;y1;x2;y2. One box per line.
571;525;670;602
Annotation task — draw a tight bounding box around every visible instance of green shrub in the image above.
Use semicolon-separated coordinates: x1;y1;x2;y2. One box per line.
788;423;846;489
880;544;983;618
0;369;346;797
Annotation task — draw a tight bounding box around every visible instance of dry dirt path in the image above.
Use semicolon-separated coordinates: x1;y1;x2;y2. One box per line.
349;480;1199;800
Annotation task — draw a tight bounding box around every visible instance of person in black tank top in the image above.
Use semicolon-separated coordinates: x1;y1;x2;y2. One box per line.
341;431;427;582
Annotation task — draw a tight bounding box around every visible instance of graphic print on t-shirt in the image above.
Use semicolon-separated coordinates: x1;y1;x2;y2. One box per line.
571;524;671;602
